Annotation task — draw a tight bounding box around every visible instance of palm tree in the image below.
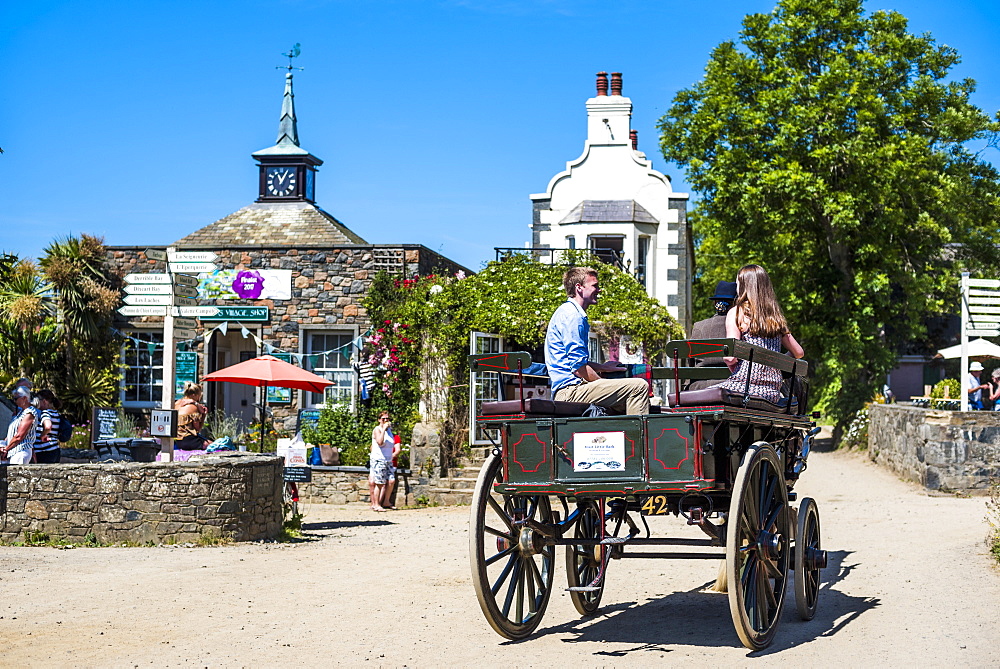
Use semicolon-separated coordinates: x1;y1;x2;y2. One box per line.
0;257;56;378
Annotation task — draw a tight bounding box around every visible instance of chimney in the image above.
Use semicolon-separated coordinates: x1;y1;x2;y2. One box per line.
610;72;622;96
596;71;608;96
630;129;638;150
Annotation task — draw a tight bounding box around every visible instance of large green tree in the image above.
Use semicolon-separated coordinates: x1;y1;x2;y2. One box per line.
658;0;1000;430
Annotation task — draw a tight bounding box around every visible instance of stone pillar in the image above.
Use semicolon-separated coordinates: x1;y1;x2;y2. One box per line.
410;422;443;502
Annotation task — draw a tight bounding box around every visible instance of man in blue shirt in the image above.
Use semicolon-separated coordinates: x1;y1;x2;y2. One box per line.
544;267;650;415
968;361;989;410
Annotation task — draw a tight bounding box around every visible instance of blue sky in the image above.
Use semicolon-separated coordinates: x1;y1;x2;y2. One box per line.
3;0;998;272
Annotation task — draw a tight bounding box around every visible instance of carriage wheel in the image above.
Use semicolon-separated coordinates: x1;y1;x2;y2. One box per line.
565;499;605;615
726;442;791;650
794;497;824;621
470;453;555;640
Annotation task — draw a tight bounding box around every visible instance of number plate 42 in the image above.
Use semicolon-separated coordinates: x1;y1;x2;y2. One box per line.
640;494;670;516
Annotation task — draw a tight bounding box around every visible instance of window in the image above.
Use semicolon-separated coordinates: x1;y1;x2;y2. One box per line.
372;248;405;275
636;236;649;287
589;235;625;267
304;331;355;408
121;331;163;407
470;331;504;444
566;235;576;249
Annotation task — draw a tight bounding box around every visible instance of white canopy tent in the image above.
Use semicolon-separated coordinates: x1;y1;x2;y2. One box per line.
934;338;1000;360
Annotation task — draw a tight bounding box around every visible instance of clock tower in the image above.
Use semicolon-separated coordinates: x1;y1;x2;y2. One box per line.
253;72;321;203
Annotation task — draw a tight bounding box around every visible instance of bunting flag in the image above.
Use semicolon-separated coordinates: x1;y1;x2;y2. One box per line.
217;322;229;336
241;325;250;339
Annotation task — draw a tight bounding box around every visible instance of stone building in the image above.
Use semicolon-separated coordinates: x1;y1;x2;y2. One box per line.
107;71;468;430
530;72;692;329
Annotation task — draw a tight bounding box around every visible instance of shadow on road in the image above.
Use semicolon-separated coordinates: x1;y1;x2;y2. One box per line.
505;549;878;657
302;520;395;531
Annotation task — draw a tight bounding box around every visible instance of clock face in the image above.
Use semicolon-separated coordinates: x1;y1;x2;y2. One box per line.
266;167;297;197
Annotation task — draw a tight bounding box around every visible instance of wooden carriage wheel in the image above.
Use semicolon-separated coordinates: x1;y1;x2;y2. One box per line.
565;499;605;615
725;442;791;650
794;497;824;620
470;454;555;640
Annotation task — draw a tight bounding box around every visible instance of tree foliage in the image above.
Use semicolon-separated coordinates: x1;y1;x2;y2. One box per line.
658;0;1000;429
363;254;683;461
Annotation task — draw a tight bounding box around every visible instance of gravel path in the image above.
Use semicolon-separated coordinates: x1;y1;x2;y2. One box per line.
1;448;998;667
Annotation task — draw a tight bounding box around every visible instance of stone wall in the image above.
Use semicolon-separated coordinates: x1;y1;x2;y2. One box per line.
0;454;283;543
297;466;410;507
868;404;1000;493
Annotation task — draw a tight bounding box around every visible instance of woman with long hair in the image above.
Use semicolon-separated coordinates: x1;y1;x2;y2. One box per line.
715;264;804;402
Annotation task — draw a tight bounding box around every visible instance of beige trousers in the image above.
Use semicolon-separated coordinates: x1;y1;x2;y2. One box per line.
554;378;650;415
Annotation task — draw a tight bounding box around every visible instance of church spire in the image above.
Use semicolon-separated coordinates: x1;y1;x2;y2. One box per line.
275;73;299;147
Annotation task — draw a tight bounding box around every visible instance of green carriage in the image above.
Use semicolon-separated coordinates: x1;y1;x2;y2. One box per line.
468;339;826;650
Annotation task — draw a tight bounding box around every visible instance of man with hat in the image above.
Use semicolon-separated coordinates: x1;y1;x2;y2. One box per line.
967;361;990;410
686;280;738;392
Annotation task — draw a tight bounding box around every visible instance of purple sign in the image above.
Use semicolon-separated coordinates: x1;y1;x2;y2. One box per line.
232;270;265;299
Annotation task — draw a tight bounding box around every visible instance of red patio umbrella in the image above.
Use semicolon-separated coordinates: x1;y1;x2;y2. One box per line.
202;355;333;451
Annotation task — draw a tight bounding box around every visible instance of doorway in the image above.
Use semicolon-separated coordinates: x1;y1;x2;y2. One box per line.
207;328;260;428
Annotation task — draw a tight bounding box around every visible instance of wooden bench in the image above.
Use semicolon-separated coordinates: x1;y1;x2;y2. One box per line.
654;338;809;414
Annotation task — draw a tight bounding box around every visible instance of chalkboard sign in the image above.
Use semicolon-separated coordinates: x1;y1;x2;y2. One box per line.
91;407;120;442
297;408;322;433
174;351;198;400
283;466;313;483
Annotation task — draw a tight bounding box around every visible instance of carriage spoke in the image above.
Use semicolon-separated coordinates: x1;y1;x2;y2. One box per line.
484;525;515;541
487;496;514;531
485;545;516;567
526;560;538;613
491;553;518;596
501;561;521;618
516;563;525;623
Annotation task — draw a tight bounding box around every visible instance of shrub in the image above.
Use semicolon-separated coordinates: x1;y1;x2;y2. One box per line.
302;402;370;466
987;479;1000;566
840;404;870;450
930;378;961;401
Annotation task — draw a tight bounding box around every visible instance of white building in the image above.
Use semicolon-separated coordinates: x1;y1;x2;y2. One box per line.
530;72;692;329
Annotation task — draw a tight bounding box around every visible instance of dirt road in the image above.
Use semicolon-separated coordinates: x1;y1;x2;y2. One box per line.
2;448;999;667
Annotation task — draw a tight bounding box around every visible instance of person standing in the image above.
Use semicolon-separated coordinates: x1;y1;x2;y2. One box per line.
33;389;63;463
686;280;738;391
544;267;649;415
2;387;37;464
368;410;399;512
967;361;989;410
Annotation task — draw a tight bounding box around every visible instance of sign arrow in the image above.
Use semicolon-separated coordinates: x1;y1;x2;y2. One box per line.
172;274;200;288
168;251;218;263
124;273;170;284
169;262;217;274
173;328;198;340
173;296;198;307
969;279;1000;289
172;285;199;298
144;249;168;262
174;317;199;329
175;306;220;317
124;284;173;295
118;305;168;317
123;294;174;306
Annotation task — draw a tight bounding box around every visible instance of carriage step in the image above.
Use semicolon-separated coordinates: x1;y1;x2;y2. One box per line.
600;537;629;545
567;586;602;592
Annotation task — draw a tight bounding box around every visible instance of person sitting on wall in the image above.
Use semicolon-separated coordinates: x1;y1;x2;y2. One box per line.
174;382;210;450
967;361;989;410
686;280;737;392
544;266;649;415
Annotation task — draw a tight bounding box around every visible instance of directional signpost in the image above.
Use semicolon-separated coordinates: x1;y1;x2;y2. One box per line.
118;247;221;459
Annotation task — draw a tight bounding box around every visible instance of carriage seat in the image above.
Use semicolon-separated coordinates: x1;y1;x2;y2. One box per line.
666;386;798;413
481;398;593;417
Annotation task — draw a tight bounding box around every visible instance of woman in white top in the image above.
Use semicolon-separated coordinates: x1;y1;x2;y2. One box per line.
368;410;400;512
2;386;37;464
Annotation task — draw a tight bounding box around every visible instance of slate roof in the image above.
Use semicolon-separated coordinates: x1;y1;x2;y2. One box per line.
558;200;658;224
173;201;368;246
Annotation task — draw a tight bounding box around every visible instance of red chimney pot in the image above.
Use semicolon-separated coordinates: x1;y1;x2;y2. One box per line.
596;71;609;96
610;72;623;96
630;129;638;150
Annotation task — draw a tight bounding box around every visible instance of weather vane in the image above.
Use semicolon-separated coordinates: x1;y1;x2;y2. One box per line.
277;43;304;73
